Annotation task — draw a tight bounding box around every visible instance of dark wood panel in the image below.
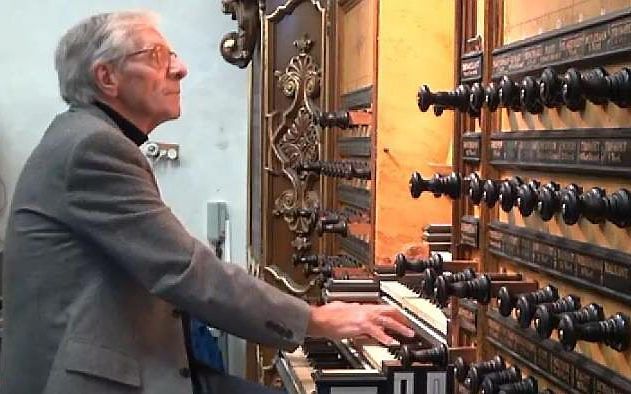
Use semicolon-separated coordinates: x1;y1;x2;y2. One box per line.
341;86;372;109
490;128;631;176
492;8;631;79
488;221;631;304
337;136;371;157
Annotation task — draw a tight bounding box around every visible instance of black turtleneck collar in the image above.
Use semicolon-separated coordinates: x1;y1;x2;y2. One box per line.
94;101;148;147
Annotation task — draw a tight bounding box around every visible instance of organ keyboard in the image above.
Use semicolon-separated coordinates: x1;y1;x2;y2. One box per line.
276;275;454;394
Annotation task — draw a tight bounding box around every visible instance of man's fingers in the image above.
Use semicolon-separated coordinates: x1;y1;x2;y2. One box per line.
380;306;413;322
370;307;415;334
375;306;414;325
368;326;396;346
374;305;401;314
378;316;415;338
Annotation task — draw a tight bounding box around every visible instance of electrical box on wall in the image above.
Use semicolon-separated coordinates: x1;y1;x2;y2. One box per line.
207;201;228;245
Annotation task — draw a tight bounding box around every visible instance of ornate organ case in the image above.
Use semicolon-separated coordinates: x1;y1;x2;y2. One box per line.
219;0;456;386
219;1;631;393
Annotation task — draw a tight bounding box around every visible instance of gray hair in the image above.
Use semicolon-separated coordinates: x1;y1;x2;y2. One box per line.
54;10;160;105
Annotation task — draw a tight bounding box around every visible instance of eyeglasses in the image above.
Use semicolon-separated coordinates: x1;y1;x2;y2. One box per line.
125;44;177;70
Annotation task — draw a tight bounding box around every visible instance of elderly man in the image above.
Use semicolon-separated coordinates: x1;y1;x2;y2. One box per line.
0;10;414;394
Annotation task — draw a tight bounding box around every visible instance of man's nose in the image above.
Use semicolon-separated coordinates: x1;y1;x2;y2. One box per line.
169;57;188;80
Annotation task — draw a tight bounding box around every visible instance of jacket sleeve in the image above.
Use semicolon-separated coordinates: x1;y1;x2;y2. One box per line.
62;130;310;350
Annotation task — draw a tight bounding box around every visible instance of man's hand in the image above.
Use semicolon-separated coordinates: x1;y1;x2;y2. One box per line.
307;302;416;345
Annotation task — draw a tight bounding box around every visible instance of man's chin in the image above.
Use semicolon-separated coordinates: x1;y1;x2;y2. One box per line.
164;108;181;121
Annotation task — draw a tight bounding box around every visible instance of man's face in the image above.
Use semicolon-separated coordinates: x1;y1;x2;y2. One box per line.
115;28;188;130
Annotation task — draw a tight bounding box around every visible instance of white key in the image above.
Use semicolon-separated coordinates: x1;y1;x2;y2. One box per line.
285;347;316;394
362;345;396;370
381;281;447;335
381;281;417;299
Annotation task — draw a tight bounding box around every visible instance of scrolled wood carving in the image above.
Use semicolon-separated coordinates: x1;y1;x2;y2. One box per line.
220;0;261;69
270;34;322;247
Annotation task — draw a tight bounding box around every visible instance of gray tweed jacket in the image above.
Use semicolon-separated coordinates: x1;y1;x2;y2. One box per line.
0;104;310;394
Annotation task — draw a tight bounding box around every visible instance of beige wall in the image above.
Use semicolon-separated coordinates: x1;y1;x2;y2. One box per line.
374;1;456;261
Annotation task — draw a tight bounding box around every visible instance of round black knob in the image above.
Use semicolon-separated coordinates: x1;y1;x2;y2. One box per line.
316;220;348;237
539;67;564;108
515;285;559;329
418;84;472;116
319;263;333;279
498;376;538;394
581;186;608;224
517;180;540;217
395;253;443;277
553;303;604;339
485;82;500;112
470;82;486;113
610;67;631;108
443;172;462;199
451;274;492;305
454;356;469;383
520;76;544;114
562;68;587;111
429;173;444;198
468;172;484;205
317;111;350;129
499;176;523;213
453;84;474;112
296;160;322;174
562;68;611;110
580;67;611;105
421;267;439;297
558;312;630;352
410;172;457;199
433;268;477;306
417;84;433;112
536;182;560;221
480;366;522;394
607;188;631;228
499;75;522;111
560;183;584;225
304;261;333;278
319;214;344;226
464;355;506;393
533;295;581;339
293;254;319;266
398;343;448;368
394;253;407;277
497;286;517;317
410;172;429;198
483;179;501;208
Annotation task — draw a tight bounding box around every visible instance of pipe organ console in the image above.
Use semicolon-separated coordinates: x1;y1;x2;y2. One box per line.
277;274;459;394
240;2;631;392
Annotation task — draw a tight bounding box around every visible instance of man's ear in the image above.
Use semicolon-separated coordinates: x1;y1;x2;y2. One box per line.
93;63;119;98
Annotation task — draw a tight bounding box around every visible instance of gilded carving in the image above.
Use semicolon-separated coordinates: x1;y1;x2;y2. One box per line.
270;34;322;244
220;0;261;68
